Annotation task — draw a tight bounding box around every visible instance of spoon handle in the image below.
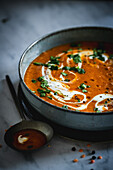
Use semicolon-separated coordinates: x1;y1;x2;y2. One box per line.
6;75;26;121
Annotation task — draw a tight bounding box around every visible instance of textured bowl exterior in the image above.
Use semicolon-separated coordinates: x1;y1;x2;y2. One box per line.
19;27;113;131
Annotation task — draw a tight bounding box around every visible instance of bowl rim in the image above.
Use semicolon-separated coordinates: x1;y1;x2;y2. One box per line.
18;26;113;116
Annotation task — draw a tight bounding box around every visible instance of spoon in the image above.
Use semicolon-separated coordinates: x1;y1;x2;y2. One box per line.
4;75;54;151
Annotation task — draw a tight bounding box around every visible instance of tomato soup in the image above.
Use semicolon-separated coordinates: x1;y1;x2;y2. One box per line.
24;42;113;113
13;129;47;150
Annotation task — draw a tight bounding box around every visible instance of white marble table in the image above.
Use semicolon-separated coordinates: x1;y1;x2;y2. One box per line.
0;1;113;170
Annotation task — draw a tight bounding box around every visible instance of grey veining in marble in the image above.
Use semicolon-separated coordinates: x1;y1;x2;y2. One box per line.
0;0;113;170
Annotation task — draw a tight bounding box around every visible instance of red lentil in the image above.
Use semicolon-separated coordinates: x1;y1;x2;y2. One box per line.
73;159;78;163
81;154;85;158
90;160;95;164
79;149;83;152
98;156;102;159
87;144;91;147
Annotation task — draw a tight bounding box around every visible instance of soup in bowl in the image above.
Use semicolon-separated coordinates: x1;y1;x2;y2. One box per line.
19;27;113;131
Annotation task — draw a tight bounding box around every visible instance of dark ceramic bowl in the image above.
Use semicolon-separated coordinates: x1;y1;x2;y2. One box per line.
19;26;113;131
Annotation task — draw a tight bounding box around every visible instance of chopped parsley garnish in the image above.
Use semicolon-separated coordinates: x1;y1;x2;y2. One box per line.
63;49;72;53
90;48;105;61
33;62;51;67
37;89;51;94
78;83;87;89
105;101;107;104
31;79;37;83
82;89;88;93
67;54;82;63
33;62;44;66
30;89;36;93
48;56;60;65
78;99;80;102
40;80;49;88
62;66;85;74
94;108;98;111
38;77;49;89
49;65;58;70
67;49;73;52
78;48;82;51
75;109;80;112
62;66;71;70
40;93;46;97
62;105;68;109
109;54;113;59
64;79;70;82
47;96;52;100
38;76;44;81
37;88;51;97
76;67;85;74
61;72;68;76
54;91;58;95
73;54;82;63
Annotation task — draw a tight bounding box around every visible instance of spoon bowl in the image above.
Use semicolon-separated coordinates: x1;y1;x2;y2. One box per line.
4;75;54;151
4;120;53;151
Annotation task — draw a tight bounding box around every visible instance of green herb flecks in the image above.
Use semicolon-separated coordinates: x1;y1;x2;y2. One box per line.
49;65;58;70
62;66;85;74
90;48;106;61
61;72;68;76
47;96;52;100
64;79;70;82
76;67;85;74
38;76;49;89
40;80;49;88
94;107;98;111
37;88;51;97
62;105;68;109
82;89;88;93
109;54;113;59
54;91;58;95
31;79;37;83
78;48;82;51
48;56;60;65
67;54;82;64
78;83;87;89
63;49;72;53
33;62;51;67
38;76;44;81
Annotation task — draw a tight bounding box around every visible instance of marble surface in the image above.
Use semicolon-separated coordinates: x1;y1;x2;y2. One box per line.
0;0;113;169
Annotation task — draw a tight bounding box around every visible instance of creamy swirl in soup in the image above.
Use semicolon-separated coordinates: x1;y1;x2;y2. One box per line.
24;42;113;113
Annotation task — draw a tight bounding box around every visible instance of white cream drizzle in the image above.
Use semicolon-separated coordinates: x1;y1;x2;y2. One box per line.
41;50;113;112
18;135;28;144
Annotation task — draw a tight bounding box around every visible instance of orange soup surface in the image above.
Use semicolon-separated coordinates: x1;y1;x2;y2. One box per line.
13;129;47;150
24;42;113;113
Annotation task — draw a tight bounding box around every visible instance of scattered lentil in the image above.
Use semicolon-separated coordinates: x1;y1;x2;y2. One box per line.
81;154;85;158
90;160;95;164
98;156;102;159
72;147;76;151
92;156;96;160
87;144;91;147
79;149;83;152
73;159;78;163
91;150;95;154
